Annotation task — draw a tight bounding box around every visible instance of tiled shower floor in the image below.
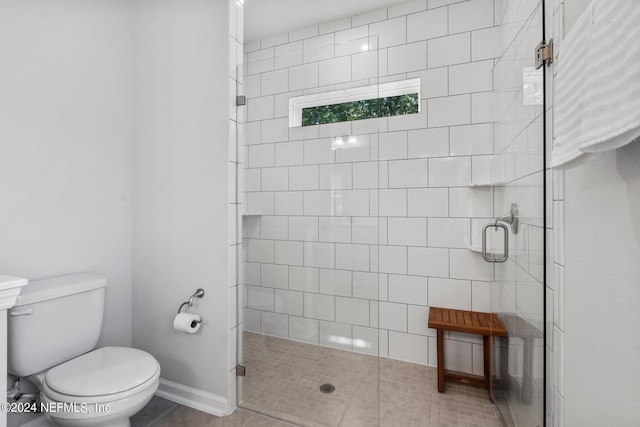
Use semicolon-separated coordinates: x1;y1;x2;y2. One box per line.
240;332;504;427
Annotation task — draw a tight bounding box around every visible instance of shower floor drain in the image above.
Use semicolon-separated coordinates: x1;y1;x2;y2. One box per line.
319;383;335;394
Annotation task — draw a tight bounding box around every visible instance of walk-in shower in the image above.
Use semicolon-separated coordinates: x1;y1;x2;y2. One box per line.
235;0;546;425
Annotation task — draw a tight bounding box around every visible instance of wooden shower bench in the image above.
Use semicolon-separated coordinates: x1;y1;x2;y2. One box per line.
428;307;506;396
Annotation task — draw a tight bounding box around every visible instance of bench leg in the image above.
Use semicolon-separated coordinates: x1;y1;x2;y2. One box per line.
483;335;492;400
437;329;444;392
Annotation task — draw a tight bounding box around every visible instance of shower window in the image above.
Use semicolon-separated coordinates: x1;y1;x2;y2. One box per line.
288;77;420;127
301;93;419;126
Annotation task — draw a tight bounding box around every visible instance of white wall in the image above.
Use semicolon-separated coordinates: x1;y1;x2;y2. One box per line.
555;1;640;425
242;0;501;371
131;0;233;409
0;0;133;347
563;145;640;425
1;0;238;416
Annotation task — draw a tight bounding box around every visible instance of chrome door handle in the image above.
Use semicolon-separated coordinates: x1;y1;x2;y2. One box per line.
482;223;509;263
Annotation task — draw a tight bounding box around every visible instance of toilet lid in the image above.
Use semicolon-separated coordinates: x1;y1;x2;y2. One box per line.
45;347;159;397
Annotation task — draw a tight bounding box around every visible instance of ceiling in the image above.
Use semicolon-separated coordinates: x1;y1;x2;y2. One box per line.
244;0;408;43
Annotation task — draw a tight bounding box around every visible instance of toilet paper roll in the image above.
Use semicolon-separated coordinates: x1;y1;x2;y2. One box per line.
173;312;202;334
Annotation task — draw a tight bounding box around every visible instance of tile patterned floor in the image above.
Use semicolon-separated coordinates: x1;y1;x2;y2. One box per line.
240;332;505;427
132;332;504;427
132;396;295;427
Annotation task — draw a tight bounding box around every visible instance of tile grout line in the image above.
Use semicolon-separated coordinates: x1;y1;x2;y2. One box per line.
145;401;179;427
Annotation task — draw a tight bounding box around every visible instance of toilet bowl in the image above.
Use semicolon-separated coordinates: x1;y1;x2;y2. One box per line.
33;347;160;427
8;273;161;427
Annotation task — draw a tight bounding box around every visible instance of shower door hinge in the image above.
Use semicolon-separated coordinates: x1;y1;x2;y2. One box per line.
236;95;247;106
236;365;246;377
535;39;554;69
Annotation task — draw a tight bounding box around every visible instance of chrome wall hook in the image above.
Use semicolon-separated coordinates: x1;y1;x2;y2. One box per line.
495;203;519;234
177;288;205;314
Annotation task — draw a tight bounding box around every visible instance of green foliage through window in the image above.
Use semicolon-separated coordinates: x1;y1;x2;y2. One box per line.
302;93;419;126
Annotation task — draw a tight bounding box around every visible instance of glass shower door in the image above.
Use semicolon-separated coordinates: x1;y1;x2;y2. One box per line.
490;1;546;426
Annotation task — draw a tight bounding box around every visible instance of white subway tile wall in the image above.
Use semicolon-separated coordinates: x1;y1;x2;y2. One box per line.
548;1;564;426
242;0;503;375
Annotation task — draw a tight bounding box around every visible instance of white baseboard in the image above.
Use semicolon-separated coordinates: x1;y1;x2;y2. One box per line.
155;378;228;417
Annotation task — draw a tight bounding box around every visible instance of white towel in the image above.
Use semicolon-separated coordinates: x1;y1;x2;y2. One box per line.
551;2;594;168
551;1;640;168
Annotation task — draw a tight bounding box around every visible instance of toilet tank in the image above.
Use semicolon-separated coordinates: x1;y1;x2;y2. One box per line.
7;273;107;377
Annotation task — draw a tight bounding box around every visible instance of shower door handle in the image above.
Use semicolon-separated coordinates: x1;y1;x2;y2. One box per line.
482;223;509;263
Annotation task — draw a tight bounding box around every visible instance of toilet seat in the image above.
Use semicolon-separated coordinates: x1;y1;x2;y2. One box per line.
40;376;159;427
42;347;160;404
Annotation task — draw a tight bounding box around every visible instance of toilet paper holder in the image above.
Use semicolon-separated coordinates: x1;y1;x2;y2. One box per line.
177;288;205;317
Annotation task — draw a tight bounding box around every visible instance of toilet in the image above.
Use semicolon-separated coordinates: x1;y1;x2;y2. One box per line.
8;273;160;427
